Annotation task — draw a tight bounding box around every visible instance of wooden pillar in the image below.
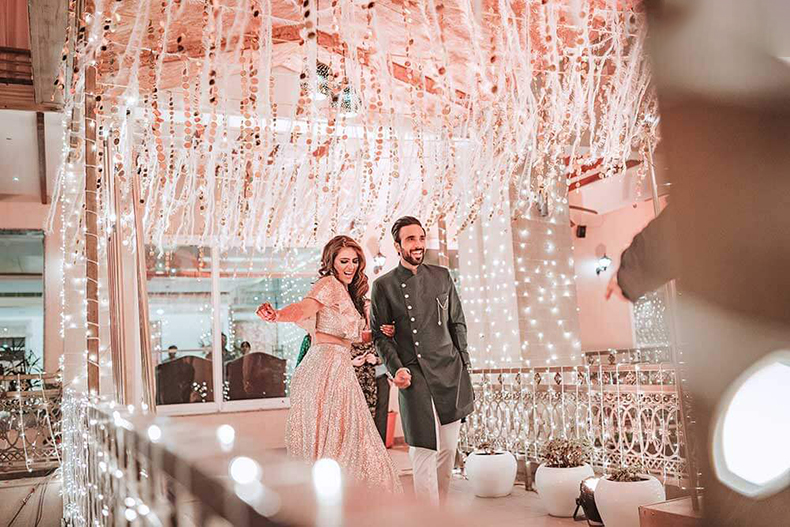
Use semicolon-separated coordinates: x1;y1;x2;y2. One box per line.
84;65;100;394
36;112;49;204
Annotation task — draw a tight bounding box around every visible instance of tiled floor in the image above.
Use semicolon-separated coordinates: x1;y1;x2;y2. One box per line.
177;446;579;526
389;447;577;526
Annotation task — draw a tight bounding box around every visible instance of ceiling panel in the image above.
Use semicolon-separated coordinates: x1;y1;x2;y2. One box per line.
0;110;64;201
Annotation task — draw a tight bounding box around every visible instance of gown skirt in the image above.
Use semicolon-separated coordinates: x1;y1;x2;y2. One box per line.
286;341;402;494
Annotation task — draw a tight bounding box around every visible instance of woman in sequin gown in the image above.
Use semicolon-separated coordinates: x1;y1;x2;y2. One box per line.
256;236;402;494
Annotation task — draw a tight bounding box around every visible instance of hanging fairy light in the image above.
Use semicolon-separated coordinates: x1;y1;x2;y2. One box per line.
48;0;656;254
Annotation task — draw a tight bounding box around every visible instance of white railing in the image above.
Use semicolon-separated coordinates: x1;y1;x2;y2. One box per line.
60;393;465;527
61;392;295;526
0;374;62;476
459;363;687;486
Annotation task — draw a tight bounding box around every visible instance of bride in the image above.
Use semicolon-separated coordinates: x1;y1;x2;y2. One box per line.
256;235;402;493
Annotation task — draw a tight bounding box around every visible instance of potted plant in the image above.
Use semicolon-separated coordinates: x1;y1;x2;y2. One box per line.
594;463;666;527
464;441;518;498
534;438;594;517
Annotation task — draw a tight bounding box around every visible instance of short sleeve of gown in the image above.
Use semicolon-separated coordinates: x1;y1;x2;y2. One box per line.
295;277;336;337
305;276;340;308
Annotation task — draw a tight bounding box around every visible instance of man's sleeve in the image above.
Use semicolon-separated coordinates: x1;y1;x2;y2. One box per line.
617;205;680;302
370;280;405;376
446;270;471;369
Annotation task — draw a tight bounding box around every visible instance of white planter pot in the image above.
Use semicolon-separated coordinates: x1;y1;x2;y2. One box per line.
535;463;594;517
595;475;666;527
465;451;517;498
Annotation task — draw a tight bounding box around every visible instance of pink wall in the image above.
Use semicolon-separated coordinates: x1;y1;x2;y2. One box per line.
572;199;666;351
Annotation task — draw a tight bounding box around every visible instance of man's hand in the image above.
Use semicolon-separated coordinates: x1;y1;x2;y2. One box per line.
393;368;412;389
605;273;627;301
380;324;395;337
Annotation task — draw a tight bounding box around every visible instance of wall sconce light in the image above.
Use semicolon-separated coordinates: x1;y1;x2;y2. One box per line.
596;254;612;275
574;476;604;526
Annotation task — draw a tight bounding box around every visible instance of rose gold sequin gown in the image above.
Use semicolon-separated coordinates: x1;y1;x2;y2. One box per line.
286;276;402;494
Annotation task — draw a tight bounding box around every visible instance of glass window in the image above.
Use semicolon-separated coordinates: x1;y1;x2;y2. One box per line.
0;230;44;376
218;248;318;401
147;245;214;405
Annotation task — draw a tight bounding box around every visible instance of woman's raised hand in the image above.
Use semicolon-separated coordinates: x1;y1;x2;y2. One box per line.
256;303;278;322
380;324;395;337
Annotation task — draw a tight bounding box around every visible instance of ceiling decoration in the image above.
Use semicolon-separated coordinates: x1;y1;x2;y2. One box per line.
50;0;658;252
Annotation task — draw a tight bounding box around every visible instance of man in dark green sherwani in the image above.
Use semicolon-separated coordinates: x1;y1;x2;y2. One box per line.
370;216;474;504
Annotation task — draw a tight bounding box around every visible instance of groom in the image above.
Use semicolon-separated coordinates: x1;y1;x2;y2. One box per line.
371;216;474;505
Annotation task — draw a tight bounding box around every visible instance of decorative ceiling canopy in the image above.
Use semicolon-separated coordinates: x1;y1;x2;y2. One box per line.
51;0;658;252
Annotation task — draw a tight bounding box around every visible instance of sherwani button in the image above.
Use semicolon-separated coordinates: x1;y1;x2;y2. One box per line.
417;354;422;358
415;342;420;346
412;329;417;334
408;305;412;310
401;283;406;288
405;294;410;298
411;317;415;322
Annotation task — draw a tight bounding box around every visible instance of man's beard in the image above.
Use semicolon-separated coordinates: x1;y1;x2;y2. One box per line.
402;249;424;266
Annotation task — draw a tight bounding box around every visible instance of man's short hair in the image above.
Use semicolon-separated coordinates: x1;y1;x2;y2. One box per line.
391;216;424;244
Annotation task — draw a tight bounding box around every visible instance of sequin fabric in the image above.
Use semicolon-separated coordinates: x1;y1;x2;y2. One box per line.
309;276;366;341
286;276;402;494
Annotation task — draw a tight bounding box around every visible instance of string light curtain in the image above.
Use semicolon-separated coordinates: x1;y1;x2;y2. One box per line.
47;0;658;402
49;0;657;252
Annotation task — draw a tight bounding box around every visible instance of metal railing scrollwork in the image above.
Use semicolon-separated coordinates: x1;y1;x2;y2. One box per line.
459;364;687;487
0;373;62;476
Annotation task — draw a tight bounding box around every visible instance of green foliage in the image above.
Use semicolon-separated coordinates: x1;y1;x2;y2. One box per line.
608;462;648;482
540;438;592;468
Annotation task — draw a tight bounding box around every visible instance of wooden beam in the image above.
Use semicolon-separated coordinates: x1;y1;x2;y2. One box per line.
36;112;48;205
0;97;60;111
84;65;100;395
0;48;57;110
27;0;68;107
0;47;33;84
0;81;36;110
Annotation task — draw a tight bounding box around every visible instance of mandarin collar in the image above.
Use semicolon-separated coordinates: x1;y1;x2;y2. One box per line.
395;262;423;281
